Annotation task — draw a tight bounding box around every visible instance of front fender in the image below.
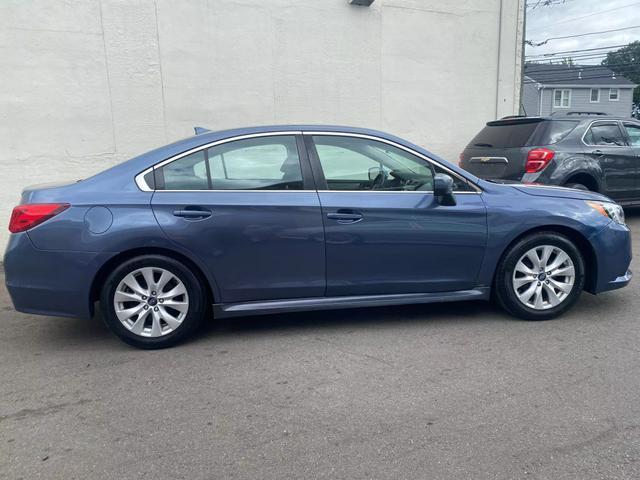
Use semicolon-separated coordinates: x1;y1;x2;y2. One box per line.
477;189;611;288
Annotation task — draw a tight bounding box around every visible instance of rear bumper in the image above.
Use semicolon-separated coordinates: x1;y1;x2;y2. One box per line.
590;221;633;294
4;233;109;319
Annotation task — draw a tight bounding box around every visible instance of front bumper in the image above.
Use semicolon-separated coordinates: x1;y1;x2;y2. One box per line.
4;233;111;319
589;220;633;294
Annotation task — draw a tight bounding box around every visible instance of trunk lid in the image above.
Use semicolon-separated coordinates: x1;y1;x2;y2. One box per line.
20;180;81;204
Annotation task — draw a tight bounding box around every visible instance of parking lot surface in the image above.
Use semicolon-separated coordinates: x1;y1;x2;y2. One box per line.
2;212;640;480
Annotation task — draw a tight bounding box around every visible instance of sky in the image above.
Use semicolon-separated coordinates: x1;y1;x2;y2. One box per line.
525;0;640;64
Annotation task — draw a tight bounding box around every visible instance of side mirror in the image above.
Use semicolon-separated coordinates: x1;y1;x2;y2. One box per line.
433;173;456;206
368;166;382;181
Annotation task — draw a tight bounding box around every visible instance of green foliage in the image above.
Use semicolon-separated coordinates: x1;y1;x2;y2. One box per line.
602;41;640;116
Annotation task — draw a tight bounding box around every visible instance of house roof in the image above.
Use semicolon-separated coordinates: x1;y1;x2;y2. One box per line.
525;63;636;87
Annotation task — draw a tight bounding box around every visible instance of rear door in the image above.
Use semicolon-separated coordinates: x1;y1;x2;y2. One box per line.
150;133;326;304
582;121;636;201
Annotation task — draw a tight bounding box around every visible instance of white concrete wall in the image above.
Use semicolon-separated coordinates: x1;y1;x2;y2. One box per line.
0;0;524;249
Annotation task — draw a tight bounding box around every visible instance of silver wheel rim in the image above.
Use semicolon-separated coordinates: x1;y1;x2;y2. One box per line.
512;245;575;310
113;267;189;337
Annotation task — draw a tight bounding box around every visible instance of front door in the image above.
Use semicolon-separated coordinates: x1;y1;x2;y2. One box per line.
305;133;487;296
151;133;325;303
583;121;636;201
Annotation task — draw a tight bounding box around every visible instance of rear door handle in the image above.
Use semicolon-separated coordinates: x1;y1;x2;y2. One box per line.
173;208;212;219
326;210;363;224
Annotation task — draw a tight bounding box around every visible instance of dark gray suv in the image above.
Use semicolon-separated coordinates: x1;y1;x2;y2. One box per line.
459;113;640;204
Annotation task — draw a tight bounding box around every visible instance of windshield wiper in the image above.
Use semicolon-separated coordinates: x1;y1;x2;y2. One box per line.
473;143;493;147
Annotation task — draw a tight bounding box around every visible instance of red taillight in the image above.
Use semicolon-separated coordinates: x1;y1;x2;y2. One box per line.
9;203;70;233
458;152;464;167
525;148;555;173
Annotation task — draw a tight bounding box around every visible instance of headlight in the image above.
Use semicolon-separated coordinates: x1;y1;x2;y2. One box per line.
586;201;625;225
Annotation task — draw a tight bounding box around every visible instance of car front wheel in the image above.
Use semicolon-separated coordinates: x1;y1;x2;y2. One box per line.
494;232;585;320
100;255;207;349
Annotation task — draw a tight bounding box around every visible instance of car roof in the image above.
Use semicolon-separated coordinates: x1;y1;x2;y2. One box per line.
89;125;481;188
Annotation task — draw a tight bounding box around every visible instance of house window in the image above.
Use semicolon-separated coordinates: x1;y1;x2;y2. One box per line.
590;89;600;103
553;89;571;108
609;88;619;101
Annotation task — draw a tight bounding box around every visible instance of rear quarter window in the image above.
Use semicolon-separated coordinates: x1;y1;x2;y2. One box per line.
537;120;579;145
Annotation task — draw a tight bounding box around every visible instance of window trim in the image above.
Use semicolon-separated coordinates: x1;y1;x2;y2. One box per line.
135;131;481;194
589;88;600;103
135;131;307;192
581;120;628;147
609;88;619;101
553;89;571;109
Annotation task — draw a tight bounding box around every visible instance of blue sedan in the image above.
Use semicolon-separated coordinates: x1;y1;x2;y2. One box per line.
4;125;632;348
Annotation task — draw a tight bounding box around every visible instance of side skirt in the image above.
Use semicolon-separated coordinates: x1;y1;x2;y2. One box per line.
213;287;491;318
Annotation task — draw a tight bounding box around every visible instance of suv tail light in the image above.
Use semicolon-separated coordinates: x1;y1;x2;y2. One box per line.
525;148;555;173
9;203;70;233
458;152;464;167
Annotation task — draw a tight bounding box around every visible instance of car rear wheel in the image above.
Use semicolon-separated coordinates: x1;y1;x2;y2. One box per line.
100;255;207;349
494;232;585;320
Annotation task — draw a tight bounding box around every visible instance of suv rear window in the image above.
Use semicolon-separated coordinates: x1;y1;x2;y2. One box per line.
469;119;578;148
469;121;540;148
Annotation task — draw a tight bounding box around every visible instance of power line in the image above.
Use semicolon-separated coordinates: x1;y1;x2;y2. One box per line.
524;63;639;74
528;1;640;32
523;73;637;83
526;25;640;47
525;44;630;58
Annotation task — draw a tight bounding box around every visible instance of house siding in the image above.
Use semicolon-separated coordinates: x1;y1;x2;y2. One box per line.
539;87;635;116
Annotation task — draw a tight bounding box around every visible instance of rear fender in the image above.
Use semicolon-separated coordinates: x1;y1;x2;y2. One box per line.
549;155;604;191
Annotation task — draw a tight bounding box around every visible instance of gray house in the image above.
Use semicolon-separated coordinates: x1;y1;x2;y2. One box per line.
522;63;637;117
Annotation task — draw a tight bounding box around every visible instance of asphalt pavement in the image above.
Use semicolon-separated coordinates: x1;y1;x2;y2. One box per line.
2;211;640;479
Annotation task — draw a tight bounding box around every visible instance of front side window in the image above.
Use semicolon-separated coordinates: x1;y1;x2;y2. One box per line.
584;123;626;147
312;135;471;192
553;89;571;108
609;88;619;101
157;136;303;190
624;123;640;147
590;88;600;103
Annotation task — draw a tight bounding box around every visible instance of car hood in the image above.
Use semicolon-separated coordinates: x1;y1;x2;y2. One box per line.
483;180;613;203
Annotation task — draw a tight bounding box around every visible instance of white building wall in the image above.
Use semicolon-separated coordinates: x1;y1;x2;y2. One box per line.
0;0;524;249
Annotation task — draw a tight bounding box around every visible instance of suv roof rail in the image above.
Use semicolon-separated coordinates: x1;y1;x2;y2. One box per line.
552;111;609;117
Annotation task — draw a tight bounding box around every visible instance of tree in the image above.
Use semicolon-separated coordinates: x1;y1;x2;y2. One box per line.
602;41;640;118
559;57;574;67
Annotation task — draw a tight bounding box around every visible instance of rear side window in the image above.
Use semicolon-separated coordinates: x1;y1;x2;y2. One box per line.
469;121;540;148
157;136;304;190
537;120;579;145
583;123;627;147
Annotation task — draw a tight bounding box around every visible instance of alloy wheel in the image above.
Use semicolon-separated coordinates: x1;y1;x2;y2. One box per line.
113;267;189;337
512;245;575;310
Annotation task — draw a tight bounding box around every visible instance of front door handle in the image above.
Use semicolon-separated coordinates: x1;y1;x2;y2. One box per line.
592;149;605;157
326;210;363;224
173;208;212;219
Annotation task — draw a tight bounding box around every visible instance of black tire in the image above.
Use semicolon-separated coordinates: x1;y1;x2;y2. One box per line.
564;183;589;191
100;255;207;349
494;232;585;321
